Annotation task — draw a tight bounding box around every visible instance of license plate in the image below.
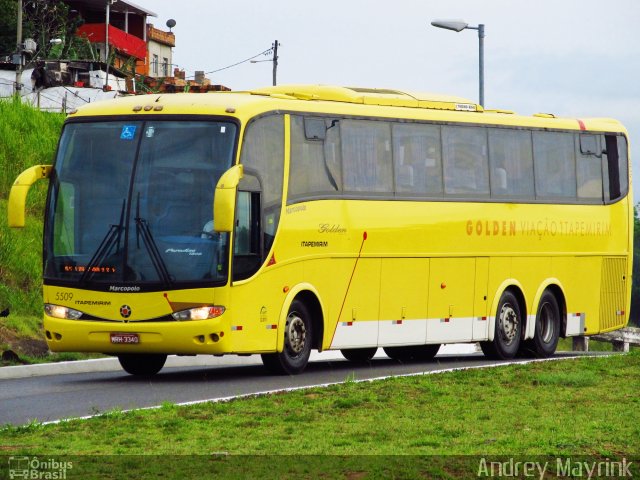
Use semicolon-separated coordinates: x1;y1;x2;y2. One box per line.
110;333;140;344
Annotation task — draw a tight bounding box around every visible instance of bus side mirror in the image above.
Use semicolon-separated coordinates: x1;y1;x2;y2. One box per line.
8;165;52;228
213;164;244;232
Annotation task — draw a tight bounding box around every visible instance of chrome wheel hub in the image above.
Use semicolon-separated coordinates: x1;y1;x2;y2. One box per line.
498;303;519;345
286;313;306;355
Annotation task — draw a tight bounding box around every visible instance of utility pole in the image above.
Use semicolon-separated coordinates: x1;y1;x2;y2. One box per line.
272;40;279;86
478;24;485;108
14;0;23;95
104;0;117;91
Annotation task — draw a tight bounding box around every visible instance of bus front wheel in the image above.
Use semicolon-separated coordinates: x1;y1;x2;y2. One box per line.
481;290;522;360
118;354;167;376
262;300;312;375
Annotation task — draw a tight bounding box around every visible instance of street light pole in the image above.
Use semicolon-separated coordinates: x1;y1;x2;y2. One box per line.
478;24;485;108
431;19;485;107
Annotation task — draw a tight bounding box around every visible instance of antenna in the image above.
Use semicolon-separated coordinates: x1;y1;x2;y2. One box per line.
166;19;176;32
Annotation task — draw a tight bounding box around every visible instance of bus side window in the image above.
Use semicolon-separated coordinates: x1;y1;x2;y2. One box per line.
617;136;629;199
233;190;262;281
533;131;576;200
442;126;489;196
488;128;534;199
604;134;629;203
341;119;393;194
289;116;340;200
392;123;443;196
576;134;603;202
239;114;284;263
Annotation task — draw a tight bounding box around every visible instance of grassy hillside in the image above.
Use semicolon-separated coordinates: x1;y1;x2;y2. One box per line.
0;99;64;358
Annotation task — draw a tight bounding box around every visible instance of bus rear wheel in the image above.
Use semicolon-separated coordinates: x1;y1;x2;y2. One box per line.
341;347;378;363
118;354;167;376
383;344;440;361
521;291;560;358
481;290;522;360
261;300;312;375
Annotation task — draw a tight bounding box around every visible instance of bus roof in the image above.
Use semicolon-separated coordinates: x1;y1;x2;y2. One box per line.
68;84;627;134
247;85;480;111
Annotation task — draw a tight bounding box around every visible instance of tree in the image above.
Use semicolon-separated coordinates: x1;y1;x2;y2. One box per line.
0;0;18;57
23;0;75;59
0;0;83;60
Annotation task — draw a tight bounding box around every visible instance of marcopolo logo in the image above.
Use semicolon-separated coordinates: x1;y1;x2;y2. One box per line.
8;456;73;479
108;285;141;292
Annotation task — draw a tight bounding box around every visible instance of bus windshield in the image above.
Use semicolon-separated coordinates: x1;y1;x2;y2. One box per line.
44;119;237;290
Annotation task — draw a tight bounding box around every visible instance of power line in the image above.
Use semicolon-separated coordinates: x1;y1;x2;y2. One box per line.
187;46;274;79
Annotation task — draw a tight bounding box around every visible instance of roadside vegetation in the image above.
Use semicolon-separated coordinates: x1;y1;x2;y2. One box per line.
0;99;63;362
0;352;638;478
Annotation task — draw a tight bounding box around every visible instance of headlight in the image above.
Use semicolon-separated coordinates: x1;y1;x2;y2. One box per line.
171;306;225;321
45;304;83;320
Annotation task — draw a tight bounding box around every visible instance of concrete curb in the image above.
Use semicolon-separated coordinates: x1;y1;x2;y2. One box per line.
0;344;479;380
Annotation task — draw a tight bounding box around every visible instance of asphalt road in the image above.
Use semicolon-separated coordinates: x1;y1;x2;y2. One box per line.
0;351;603;426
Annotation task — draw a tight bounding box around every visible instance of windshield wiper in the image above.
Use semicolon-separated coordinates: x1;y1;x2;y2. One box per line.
135;193;173;286
80;200;126;284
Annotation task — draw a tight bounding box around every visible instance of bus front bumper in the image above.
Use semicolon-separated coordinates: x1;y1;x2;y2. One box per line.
43;315;232;355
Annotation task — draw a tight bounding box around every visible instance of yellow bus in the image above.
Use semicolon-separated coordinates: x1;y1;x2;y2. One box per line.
8;85;632;375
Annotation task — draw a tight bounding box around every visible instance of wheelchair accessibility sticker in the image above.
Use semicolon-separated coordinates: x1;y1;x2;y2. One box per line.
120;125;137;140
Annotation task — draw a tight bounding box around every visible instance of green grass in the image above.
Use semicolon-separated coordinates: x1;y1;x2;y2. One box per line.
0;199;45;321
1;353;638;455
0;100;63;360
0;98;63;211
1;352;638;478
557;336;638;352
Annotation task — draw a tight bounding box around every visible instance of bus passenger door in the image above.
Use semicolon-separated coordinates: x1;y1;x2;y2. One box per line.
427;258;475;343
229;186;283;353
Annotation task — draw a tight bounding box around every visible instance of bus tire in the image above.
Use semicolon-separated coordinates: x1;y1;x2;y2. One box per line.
261;299;312;375
481;290;522;360
522;291;560;358
341;347;378;363
118;354;167;376
383;344;440;361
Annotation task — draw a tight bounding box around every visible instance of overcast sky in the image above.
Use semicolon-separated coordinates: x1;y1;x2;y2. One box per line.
137;0;640;197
